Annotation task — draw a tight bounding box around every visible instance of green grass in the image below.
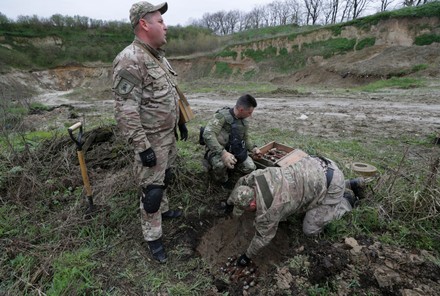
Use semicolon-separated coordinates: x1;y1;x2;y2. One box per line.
1;112;439;294
47;248;98;295
359;77;426;92
355;37;376;50
415;34;440;46
214;61;233;77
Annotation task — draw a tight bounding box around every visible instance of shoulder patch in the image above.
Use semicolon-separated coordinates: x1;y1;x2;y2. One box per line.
115;78;134;95
114;69;141;96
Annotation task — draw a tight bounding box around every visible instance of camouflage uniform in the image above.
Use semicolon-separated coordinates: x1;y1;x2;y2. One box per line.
203;107;256;183
112;37;179;242
227;154;352;258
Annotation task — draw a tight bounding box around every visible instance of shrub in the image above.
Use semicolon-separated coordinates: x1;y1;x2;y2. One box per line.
414;34;440;46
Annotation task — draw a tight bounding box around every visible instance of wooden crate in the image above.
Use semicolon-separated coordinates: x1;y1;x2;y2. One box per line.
254;141;308;169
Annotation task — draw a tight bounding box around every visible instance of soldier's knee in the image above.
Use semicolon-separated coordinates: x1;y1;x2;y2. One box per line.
142;185;164;213
303;225;321;236
302;218;324;236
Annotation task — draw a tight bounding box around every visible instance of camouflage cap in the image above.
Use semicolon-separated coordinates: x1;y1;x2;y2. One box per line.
129;1;168;28
229;185;255;216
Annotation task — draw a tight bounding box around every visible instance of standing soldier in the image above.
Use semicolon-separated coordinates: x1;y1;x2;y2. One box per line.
112;1;187;263
202;94;262;189
225;152;366;266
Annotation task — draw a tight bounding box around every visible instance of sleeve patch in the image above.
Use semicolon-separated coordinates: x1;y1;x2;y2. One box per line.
115;78;134;95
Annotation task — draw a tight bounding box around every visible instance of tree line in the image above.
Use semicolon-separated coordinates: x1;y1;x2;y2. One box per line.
192;0;435;35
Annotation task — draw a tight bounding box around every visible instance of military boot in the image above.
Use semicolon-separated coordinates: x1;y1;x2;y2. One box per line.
349;177;366;199
147;238;167;264
162;209;182;219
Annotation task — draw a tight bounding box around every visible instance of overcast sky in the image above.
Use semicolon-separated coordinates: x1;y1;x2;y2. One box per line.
1;0;276;26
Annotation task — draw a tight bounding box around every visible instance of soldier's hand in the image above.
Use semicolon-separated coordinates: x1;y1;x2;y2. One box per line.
252;147;263;160
237;253;251;267
139;148;156;167
178;123;188;141
221;151;237;169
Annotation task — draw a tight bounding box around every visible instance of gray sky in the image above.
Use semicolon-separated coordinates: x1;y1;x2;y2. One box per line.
1;0;275;26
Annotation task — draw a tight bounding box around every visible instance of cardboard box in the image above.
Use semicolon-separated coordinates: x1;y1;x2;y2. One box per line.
254;141;308;169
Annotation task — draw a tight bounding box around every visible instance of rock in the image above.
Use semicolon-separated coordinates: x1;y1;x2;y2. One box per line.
401;288;425;296
374;266;401;287
344;237;363;254
275;267;293;290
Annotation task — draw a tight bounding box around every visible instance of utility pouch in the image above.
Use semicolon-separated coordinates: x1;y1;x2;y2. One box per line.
228;121;247;163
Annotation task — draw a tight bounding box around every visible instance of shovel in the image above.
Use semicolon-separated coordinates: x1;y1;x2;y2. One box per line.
68;122;95;214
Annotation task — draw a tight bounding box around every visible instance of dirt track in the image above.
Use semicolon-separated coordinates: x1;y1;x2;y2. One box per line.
189;85;440;142
30;83;440;144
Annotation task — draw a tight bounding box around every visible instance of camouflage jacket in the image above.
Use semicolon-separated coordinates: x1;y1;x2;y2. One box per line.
203;107;253;155
112;37;180;153
230;156;328;258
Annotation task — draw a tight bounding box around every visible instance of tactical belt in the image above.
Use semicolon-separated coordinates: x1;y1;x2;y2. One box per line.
255;175;273;208
325;167;334;188
313;156;334;188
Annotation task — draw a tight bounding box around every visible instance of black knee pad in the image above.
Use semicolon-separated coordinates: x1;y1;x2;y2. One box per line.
142;185;164;213
164;168;173;189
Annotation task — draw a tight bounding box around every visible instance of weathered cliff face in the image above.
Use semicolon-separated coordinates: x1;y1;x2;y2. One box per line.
32;64;111;91
10;36;64;48
225;17;440;62
170;16;440;85
0;63;112;97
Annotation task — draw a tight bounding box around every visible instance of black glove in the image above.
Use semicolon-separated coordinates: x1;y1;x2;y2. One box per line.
139;148;156;167
178;123;188;141
219;200;234;214
237;253;251;267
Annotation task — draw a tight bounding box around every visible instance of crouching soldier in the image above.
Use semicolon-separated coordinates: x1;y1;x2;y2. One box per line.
202;94;262;190
225;151;366;267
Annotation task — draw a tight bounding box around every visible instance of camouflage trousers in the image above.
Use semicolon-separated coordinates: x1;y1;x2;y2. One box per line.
206;151;256;183
302;160;352;235
135;134;177;242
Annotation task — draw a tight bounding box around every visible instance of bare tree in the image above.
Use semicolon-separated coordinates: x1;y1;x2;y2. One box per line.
199;12;221;34
403;0;430;6
303;0;322;25
242;6;266;30
330;0;340;24
380;0;395;11
340;0;352;21
322;0;340;24
352;0;369;19
224;10;241;34
285;0;302;24
267;0;291;26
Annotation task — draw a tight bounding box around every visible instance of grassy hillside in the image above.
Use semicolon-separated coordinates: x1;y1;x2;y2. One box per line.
0;2;439;74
